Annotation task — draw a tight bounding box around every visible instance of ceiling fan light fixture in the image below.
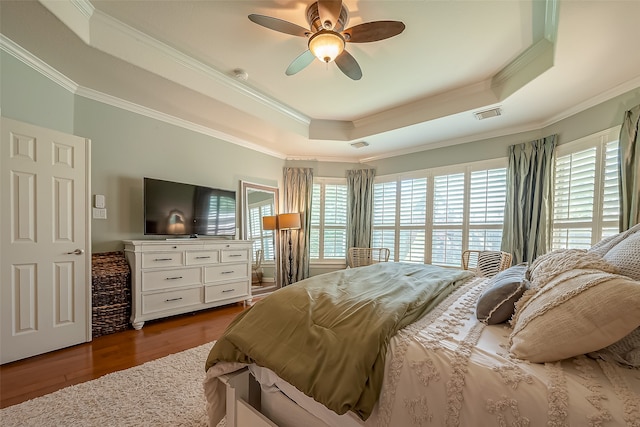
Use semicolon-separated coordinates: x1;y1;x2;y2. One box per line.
308;30;345;63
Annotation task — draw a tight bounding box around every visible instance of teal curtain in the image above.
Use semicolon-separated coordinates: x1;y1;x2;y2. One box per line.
282;167;313;285
346;169;376;254
618;104;640;231
501;135;557;264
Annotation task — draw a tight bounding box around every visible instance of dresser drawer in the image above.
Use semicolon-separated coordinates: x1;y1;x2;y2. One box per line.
142;267;201;292
142;287;202;314
221;249;249;263
186;250;219;265
142;252;183;269
141;244;192;252
205;263;249;283
205;281;248;303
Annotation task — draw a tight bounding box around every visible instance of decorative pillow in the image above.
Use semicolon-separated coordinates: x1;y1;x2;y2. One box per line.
588;232;624;257
476;264;528;325
588;223;640;257
509;269;640;363
523;249;617;290
603;231;640;280
589;327;640;368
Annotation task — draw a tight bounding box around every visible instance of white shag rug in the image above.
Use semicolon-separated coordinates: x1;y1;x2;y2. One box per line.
1;343;226;427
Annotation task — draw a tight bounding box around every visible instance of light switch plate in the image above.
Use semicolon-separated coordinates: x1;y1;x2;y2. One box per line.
95;194;106;208
93;208;107;219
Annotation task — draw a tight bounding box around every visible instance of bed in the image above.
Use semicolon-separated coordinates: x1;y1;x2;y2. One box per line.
203;227;640;427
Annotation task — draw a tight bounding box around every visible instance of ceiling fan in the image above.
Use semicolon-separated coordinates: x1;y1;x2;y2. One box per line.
248;0;405;80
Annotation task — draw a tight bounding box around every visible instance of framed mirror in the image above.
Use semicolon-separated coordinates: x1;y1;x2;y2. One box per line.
240;181;280;295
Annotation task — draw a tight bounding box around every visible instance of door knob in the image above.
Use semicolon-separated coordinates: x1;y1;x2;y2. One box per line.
67;249;84;255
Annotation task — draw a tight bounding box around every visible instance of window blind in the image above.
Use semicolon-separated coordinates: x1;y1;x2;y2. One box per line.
552;130;620;249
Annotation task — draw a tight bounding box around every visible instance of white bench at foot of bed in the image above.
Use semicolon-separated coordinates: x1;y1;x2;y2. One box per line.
219;368;330;427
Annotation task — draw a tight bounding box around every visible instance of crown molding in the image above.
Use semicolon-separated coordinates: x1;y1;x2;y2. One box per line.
1;34;287;160
75;86;287;159
41;0;310;128
69;0;94;19
540;76;640;128
0;34;78;93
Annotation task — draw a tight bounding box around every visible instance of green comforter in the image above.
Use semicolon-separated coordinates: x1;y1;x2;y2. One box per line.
205;262;473;420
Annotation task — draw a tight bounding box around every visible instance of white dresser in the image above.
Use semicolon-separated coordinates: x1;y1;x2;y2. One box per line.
123;239;252;329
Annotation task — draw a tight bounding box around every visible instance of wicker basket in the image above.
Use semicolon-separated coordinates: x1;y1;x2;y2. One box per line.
92;251;131;337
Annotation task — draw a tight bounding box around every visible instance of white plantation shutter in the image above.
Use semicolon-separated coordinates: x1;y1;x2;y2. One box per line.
431;229;463;266
433;174;464;224
468;168;506;251
371;229;396;259
371;161;506;266
552;128;620;249
602;140;620;225
374;181;397;226
248;202;275;261
310;183;321;258
432;173;464;266
373;181;397;260
323;184;347;258
400;179;427;225
398;178;427;262
310;180;347;260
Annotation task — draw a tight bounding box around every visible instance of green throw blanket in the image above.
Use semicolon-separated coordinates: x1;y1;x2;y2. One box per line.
205;262;473;420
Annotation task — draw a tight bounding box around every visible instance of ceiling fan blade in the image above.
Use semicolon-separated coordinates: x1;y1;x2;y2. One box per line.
317;0;343;30
248;14;310;37
343;21;405;43
285;50;316;76
335;50;362;80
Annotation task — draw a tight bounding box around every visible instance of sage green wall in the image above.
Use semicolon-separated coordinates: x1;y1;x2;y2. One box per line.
1;51;284;253
73;97;284;252
542;88;640;141
1;52;74;133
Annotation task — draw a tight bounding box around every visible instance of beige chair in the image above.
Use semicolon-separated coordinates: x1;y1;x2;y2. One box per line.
348;247;391;268
252;249;263;285
461;250;512;278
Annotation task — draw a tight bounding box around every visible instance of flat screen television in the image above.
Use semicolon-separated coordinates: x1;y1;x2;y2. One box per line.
143;177;236;237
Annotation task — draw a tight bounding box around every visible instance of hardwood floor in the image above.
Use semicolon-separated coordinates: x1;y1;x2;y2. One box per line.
0;303;245;409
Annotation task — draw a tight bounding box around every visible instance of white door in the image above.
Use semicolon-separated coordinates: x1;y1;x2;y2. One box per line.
1;117;91;364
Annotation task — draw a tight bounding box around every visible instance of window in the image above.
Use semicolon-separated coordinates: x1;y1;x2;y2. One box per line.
552;127;620;250
373;160;507;266
247;201;275;261
310;179;347;260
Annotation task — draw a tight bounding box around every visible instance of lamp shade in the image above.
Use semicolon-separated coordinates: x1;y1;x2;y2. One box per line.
277;213;301;230
308;30;345;63
262;215;277;231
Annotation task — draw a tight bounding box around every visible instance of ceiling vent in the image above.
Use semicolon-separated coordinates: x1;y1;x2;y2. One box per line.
350;141;369;148
474;107;502;120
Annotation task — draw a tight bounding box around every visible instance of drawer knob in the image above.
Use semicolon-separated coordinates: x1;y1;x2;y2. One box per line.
195;256;211;259
222;289;235;293
165;276;183;280
221;271;235;275
229;254;241;257
154;258;173;261
165;297;183;302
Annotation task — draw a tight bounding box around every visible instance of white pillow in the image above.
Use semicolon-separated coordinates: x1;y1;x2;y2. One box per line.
589;223;640;257
509;269;640;363
589;327;640;368
603;231;640;280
